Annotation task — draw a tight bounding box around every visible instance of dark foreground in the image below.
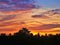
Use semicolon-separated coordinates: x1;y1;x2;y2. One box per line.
0;28;60;45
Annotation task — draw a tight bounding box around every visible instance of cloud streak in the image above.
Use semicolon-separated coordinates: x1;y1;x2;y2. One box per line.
29;24;60;30
32;14;49;19
0;15;16;21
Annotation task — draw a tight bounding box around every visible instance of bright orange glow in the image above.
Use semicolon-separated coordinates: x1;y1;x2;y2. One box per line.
0;8;60;36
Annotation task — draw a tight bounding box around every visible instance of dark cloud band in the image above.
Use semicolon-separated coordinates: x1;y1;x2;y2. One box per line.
29;24;60;30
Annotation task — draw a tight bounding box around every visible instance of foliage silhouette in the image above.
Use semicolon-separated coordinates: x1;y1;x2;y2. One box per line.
0;28;60;45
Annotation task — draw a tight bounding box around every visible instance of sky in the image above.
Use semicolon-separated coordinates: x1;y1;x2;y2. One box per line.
0;0;60;35
35;0;60;9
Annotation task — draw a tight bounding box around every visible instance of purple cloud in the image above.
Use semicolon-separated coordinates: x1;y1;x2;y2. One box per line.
29;24;60;30
0;15;16;21
32;14;49;19
0;0;39;11
0;21;26;27
0;22;15;27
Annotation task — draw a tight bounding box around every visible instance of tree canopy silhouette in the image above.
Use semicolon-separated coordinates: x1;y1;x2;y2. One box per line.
0;28;60;45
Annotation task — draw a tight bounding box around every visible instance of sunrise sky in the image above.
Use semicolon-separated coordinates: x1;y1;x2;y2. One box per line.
0;0;60;35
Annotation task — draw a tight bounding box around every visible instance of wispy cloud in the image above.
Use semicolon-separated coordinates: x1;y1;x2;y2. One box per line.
29;24;60;30
0;15;16;21
32;14;49;19
0;0;39;11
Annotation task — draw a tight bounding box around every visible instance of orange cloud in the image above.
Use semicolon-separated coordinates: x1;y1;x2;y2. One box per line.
0;8;60;35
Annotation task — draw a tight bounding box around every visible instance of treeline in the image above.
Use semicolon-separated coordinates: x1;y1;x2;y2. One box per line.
0;28;60;45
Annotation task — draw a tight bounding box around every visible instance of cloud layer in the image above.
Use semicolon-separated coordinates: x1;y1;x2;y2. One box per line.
0;0;39;11
0;0;60;35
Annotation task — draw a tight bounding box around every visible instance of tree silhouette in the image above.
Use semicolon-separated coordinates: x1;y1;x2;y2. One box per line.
0;33;6;36
19;28;30;34
0;28;60;45
14;28;31;36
